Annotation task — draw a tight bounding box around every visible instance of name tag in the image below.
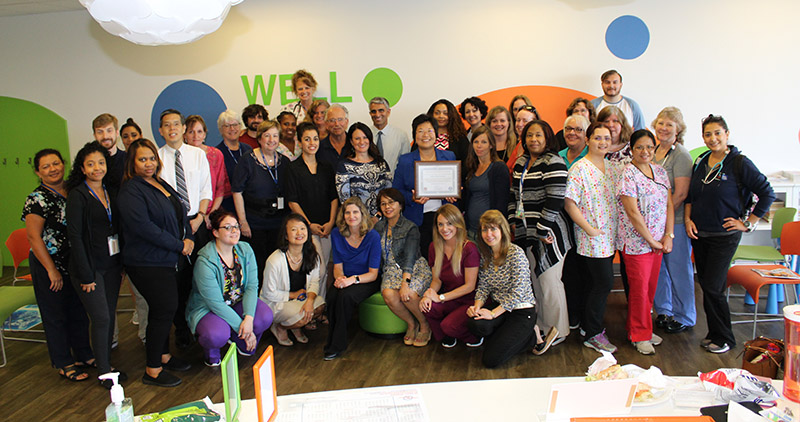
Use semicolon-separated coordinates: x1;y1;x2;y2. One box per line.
108;234;120;256
277;197;285;210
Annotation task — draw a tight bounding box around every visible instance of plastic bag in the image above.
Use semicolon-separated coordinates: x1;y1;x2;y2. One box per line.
698;368;781;404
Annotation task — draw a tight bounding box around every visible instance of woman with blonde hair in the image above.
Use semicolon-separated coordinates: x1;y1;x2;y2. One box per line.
324;197;381;360
419;204;481;348
467;210;537;367
650;107;696;334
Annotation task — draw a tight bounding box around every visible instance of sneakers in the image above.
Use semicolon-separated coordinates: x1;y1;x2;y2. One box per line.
650;333;663;346
633;341;655;355
441;337;457;348
550;336;567;348
465;337;484;348
583;330;618;353
707;342;731;354
142;371;182;388
204;358;221;367
700;338;713;349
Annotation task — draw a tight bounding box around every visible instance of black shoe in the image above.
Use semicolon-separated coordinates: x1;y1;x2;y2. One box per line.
162;356;191;372
323;351;340;361
175;331;193;350
655;314;672;329
142;371;182;387
665;320;690;334
114;369;128;383
441;337;457;348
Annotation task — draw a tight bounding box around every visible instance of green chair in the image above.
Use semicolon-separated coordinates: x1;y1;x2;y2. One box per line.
358;292;407;336
732;207;797;264
0;286;38;367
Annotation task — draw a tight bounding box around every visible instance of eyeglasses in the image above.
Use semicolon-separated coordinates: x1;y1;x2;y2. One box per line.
633;145;655;151
565;126;584;134
327;117;346;123
379;200;397;208
220;224;241;231
222;123;239;129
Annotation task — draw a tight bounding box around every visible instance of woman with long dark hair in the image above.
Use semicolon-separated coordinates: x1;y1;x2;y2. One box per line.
335;122;392;221
427;99;469;161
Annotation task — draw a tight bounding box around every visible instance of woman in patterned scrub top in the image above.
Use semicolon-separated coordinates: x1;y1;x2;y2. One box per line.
564;122;621;354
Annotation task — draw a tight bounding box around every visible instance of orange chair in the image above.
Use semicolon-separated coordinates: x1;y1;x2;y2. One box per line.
5;229;32;286
726;221;800;337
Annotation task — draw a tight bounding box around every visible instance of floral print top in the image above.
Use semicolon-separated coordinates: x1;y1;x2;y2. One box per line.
565;158;620;258
617;163;671;255
21;185;69;273
476;243;535;311
220;248;243;306
335;158;392;217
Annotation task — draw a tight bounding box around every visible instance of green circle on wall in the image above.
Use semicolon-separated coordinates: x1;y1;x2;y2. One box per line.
362;67;403;106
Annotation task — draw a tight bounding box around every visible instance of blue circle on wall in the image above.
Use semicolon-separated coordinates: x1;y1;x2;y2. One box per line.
605;15;650;60
151;80;227;147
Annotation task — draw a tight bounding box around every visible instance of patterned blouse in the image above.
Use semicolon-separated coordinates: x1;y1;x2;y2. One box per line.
220;248;243;306
476;243;535;311
21;185;69;273
276;140;302;161
335;158;392;217
565;158;621;258
617;163;671;255
434;133;449;151
605;143;632;164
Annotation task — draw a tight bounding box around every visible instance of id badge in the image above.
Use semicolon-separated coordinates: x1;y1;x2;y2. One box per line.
277;196;285;210
108;234;120;256
515;202;525;219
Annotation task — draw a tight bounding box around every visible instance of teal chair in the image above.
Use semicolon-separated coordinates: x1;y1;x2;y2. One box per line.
0;286;38;367
358;292;407;336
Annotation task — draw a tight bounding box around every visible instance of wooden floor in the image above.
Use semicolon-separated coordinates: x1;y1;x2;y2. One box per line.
0;267;788;421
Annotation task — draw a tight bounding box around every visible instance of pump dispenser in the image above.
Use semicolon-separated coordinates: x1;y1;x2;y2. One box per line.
99;372;134;422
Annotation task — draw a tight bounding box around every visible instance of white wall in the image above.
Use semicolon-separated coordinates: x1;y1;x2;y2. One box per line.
1;0;798;173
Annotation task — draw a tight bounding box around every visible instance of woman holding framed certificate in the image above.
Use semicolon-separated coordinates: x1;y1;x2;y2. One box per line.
393;114;457;258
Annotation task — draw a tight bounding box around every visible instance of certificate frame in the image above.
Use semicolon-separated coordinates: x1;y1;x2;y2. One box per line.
253;345;278;422
414;160;461;199
221;345;242;422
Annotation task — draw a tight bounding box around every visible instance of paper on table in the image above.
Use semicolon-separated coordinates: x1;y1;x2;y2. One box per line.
547;379;639;422
276;387;429;422
726;401;765;422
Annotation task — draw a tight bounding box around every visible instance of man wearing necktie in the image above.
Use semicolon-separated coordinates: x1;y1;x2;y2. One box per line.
157;109;213;349
368;97;410;178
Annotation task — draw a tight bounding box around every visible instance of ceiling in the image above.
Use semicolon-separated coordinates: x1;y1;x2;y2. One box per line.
0;0;84;17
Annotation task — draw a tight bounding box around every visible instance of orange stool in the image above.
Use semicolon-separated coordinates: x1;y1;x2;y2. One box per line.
726;264;800;337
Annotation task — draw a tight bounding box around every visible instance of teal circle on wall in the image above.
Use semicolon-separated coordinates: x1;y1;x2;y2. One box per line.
605;15;650;60
362;67;403;107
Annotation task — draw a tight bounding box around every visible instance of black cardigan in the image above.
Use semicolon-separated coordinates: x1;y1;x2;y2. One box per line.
66;183;122;284
461;161;511;218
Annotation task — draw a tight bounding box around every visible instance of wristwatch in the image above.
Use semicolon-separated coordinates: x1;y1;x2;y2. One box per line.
666;232;675;239
743;220;755;232
438;294;446;302
354;275;360;284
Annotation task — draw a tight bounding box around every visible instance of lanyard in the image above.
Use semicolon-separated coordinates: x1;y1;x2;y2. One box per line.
84;182;112;224
517;158;531;228
654;143;674;166
40;183;66;199
261;150;279;185
225;145;242;164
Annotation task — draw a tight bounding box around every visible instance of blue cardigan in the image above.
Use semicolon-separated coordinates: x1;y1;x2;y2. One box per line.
118;176;192;267
392;149;457;226
186;241;260;333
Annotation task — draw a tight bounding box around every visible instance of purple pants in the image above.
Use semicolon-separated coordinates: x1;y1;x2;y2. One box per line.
195;300;273;361
424;298;478;343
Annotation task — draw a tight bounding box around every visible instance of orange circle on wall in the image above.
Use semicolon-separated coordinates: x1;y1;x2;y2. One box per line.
471;85;594;130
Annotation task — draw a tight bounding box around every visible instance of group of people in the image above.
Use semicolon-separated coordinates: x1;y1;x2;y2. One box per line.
22;68;776;389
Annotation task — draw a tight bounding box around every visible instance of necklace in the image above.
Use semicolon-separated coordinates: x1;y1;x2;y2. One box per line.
287;250;302;266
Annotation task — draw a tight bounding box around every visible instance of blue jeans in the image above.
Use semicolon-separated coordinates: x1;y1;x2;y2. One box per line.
654;223;697;326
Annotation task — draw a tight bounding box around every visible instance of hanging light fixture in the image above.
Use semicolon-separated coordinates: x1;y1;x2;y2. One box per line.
79;0;244;46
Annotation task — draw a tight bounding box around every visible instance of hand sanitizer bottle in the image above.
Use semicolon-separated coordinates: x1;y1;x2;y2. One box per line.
99;372;134;422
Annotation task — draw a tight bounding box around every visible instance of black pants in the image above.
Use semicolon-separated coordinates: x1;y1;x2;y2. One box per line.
29;253;93;368
562;248;582;327
574;254;614;339
173;255;193;337
71;265;122;374
324;282;379;354
243;227;279;292
692;233;740;347
127;265;177;368
468;306;537;368
420;212;436;263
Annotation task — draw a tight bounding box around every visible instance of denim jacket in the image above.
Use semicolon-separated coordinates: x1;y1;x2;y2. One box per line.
373;215;421;274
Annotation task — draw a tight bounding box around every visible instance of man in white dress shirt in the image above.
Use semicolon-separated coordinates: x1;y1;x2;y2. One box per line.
368;97;410;177
157;108;213;349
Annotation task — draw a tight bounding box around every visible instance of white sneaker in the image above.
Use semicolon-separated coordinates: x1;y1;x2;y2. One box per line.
650;333;662;346
633;341;655;355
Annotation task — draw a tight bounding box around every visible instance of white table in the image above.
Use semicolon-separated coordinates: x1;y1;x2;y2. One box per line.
211;376;761;421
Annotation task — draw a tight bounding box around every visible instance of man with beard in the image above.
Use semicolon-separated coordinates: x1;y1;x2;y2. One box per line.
590;69;645;130
276;111;301;160
92;113;125;194
239;104;268;149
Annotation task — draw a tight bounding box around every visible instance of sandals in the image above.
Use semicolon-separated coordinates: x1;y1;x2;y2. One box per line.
291;329;309;344
59;364;89;382
413;330;432;347
305;319;318;331
75;359;97;369
270;324;293;346
403;326;418;346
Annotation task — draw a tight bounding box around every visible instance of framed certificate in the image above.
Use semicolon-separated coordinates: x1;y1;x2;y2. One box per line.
414;161;461;199
253;346;278;422
221;345;241;422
